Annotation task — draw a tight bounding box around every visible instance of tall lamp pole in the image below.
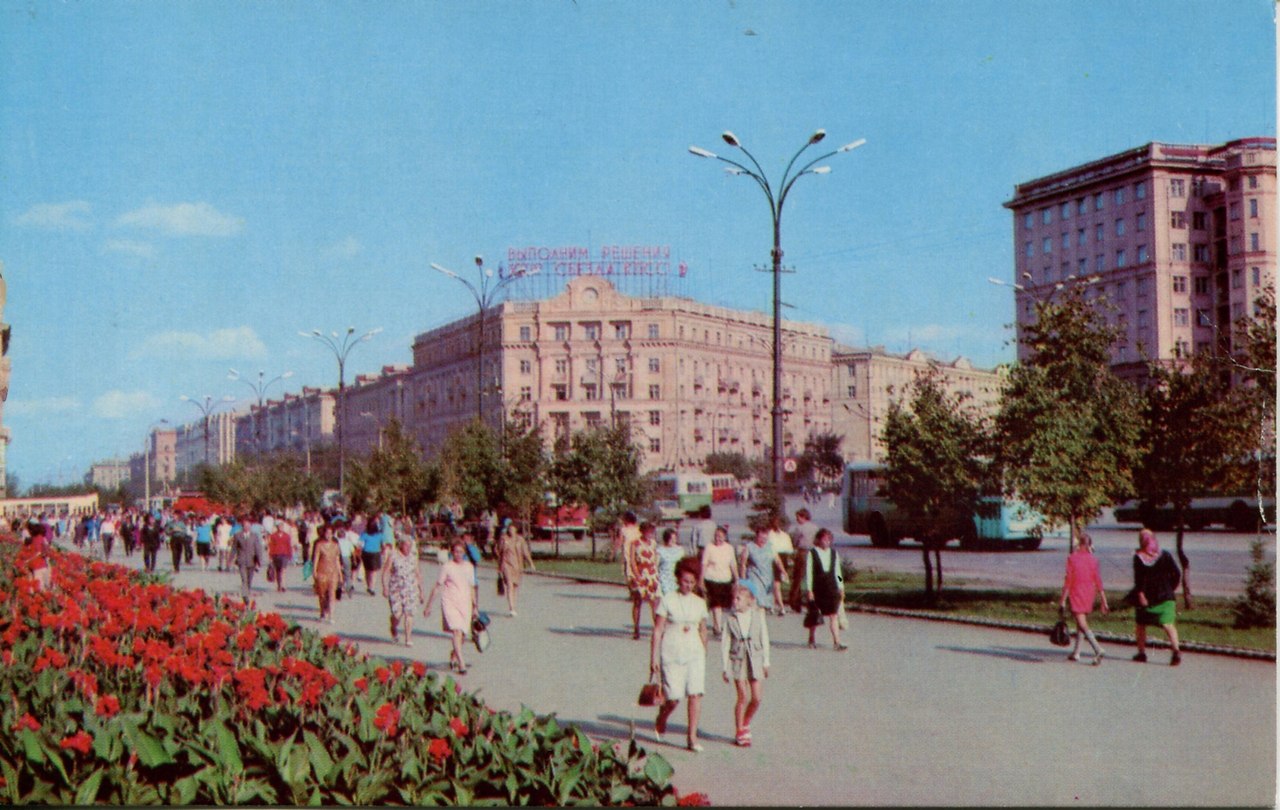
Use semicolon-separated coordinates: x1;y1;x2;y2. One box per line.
689;129;865;489
298;326;382;494
228;368;294;454
431;256;536;423
143;418;169;511
179;394;236;469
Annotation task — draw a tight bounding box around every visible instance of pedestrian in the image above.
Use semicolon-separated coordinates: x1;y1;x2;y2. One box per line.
655;527;686;598
495;519;536;617
166;516;189;572
195;516;214;571
425;540;478;674
214;515;233;571
337;519;360;598
764;516;793;613
99;514;116;561
699;525;739;637
651;557;709;752
722;579;770;747
788;508;819;612
803;528;847;651
268;519;293;592
232;515;264;601
624;519;661;640
24;520;52;591
383;535;425;646
360;515;387;596
310;522;342;624
741;527;787;616
1131;528;1183;666
687;504;716;557
1059;532;1109;664
141;514;162;573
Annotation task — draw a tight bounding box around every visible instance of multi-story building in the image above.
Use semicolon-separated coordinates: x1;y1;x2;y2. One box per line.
1005;138;1276;383
175;411;239;475
235;386;336;458
407;276;833;471
831;346;1004;463
84;459;131;490
127;426;177;494
342;366;413;455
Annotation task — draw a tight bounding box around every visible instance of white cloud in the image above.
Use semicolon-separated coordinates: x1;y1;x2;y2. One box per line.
13;201;92;231
101;239;157;258
322;236;362;259
115;202;244;237
93;390;160;419
5;396;81;417
134;326;267;360
827;323;866;349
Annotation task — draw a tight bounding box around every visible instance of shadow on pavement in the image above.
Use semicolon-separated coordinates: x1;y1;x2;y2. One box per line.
548;626;644;641
936;644;1048;663
554;592;629;602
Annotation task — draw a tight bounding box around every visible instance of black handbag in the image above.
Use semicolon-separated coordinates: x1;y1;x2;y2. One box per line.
1048;608;1072;647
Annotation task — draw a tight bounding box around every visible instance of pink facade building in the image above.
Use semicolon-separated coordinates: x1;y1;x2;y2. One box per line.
1005;138;1276;382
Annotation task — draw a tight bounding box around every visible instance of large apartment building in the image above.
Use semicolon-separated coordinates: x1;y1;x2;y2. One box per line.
1005;138;1276;382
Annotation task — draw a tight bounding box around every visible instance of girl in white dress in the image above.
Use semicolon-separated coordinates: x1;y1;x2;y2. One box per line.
650;558;709;752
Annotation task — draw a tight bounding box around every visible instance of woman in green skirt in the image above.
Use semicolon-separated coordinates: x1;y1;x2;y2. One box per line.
1131;528;1183;666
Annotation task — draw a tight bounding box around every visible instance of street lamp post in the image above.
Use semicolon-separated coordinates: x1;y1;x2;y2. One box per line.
179;394;236;469
143;419;169;512
690;130;865;488
298;326;382;494
431;256;536;424
228;368;294;454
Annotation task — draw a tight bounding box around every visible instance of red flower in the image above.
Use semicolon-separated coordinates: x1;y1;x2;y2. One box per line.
675;791;712;806
12;713;40;732
448;717;468;737
391;661;404;677
59;730;93;755
427;737;451;762
412;661;427;677
373;703;400;736
375;666;391;685
235;626;258;651
95;694;121;717
322;634;340;648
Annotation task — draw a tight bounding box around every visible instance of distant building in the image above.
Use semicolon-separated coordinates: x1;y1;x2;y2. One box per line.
830;346;1004;463
1005;138;1276;383
84;459;130;490
175;411;239;475
128;426;177;496
235;386;336;458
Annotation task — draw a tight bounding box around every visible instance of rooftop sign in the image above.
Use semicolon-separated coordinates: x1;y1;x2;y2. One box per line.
506;245;686;278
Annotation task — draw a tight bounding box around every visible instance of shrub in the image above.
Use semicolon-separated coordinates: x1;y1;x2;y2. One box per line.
0;534;686;805
1233;535;1276;629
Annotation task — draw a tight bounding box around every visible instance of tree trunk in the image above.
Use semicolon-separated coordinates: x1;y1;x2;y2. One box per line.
921;543;935;606
933;546;944;600
1174;506;1193;609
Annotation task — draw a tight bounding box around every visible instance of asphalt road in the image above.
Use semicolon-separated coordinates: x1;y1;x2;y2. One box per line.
91;540;1277;806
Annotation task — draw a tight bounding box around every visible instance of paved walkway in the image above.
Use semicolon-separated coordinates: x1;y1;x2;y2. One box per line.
101;548;1276;806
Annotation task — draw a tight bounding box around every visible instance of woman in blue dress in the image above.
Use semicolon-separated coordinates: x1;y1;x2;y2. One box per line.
655;527;686;597
739;528;786;615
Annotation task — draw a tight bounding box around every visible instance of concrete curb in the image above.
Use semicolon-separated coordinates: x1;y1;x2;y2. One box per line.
524;567;1277;663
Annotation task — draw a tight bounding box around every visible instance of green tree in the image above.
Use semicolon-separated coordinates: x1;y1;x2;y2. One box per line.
345;419;437;516
437;420;507;516
500;417;549;527
1233;535;1276;629
1135;355;1254;608
703;451;755;482
200;456;322;513
796;431;845;484
550;423;648;555
1224;285;1277;507
996;286;1143;547
882;370;989;605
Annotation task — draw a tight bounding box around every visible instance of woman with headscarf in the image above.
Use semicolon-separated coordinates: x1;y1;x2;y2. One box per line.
1059;532;1109;664
495;519;536;617
1131;528;1182;666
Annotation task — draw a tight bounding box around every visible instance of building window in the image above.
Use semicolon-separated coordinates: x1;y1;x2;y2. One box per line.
1137;278;1149;298
649;410;661;427
614;322;631;340
1094;192;1104;211
1115;218;1125;237
1230;202;1241;221
648;358;660;373
1170;211;1187;229
1062;232;1070;250
1136;211;1146;231
1023;212;1033;229
648;384;661;400
1076;198;1086;215
553;324;569;341
1136;245;1149;263
1172;275;1187;293
1175;339;1189;358
1114;187;1126;205
1135;181;1146;200
847;385;857;398
1077;228;1086;246
1169;179;1186;197
1171;243;1187;261
1137;309;1149;329
1230;236;1242;254
583;384;599;401
1249;199;1259;218
1174;308;1189;326
649;437;661;453
1044;265;1053;282
1250;233;1260;252
1252;266;1261;287
520;359;532;374
1249;175;1259;189
552;384;568;401
1193;212;1207;230
1041;208;1052;224
1194;244;1210;263
1193;276;1209;295
1095;254;1105;273
1060;202;1071;220
583;322;600;340
1196;308;1212;327
554;358;568;375
1115;280;1127;298
1042;237;1052;255
1232;268;1243;289
1077;258;1087;275
519;325;532;341
1233;302;1245;320
1024;242;1033;258
615;358;628;374
648;323;660;339
1095;223;1104;242
1115;250;1126;268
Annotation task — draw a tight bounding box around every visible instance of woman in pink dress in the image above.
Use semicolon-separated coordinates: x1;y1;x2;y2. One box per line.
1058;532;1109;664
425;541;478;674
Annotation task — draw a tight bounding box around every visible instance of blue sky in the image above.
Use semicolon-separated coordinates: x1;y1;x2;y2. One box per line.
1;1;1275;486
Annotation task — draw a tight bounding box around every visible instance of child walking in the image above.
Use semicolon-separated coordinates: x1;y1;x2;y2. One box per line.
722;579;770;747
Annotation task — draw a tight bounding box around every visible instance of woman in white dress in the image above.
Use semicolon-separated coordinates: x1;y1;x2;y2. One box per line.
650;557;709;752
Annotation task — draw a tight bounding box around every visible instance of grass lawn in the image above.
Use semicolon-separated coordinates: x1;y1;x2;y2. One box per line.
525;556;1275;653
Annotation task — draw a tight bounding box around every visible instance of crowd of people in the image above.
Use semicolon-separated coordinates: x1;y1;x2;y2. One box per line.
11;501;1190;755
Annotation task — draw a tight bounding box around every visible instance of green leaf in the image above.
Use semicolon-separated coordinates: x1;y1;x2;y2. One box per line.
286;743;310;788
172;774;199;805
610;783;633;804
556;764;583;805
74;768;105;805
127;728;175;768
212;721;243;776
643;753;673;786
304;730;336;783
19;729;46;765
